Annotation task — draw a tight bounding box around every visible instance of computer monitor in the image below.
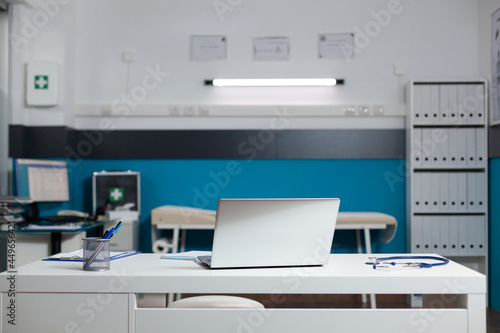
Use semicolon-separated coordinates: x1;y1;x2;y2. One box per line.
15;158;70;220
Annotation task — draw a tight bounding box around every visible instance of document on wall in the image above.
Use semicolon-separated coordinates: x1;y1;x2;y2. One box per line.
191;35;227;61
253;37;289;61
318;33;354;59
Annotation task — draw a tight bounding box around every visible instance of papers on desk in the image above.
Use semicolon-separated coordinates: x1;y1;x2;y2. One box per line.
22;223;83;231
43;249;140;261
161;251;211;260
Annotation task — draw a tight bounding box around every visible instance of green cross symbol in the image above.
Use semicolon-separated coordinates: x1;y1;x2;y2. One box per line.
109;187;124;202
34;75;49;89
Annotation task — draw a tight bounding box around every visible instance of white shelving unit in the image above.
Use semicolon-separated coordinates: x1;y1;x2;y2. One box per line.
406;81;488;275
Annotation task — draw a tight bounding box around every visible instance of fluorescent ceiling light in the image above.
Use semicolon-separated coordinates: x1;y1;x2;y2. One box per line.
205;78;344;87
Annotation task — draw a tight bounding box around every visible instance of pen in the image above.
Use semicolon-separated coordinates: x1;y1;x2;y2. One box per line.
84;221;122;270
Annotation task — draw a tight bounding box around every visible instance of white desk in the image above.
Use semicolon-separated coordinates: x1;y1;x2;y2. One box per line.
0;253;486;333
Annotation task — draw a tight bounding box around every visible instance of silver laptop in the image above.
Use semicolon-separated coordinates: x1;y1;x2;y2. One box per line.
198;198;340;269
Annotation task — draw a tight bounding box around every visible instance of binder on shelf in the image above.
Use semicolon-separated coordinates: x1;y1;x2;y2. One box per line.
413;84;423;124
475;172;487;212
456;130;467;167
475;216;487;255
412;128;422;167
430;173;440;212
466;84;484;124
447;84;458;123
412;215;423;252
422;173;432;212
439;172;449;212
448;216;459;254
413;172;423;212
421;128;431;165
430;85;440;123
457;85;468;124
476;128;486;167
439;84;449;124
467;173;476;212
448;128;458;167
439;128;450;167
467;216;477;254
420;85;431;125
439;216;448;254
457;173;468;212
448;173;458;211
458;216;468;255
475;84;485;123
430;216;441;252
466;128;476;167
422;217;432;251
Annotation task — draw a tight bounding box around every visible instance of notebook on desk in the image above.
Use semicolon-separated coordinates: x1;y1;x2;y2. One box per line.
198;198;340;269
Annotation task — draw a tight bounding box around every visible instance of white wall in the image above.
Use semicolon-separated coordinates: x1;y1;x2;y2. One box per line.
8;0;482;130
1;11;9;194
478;0;500;127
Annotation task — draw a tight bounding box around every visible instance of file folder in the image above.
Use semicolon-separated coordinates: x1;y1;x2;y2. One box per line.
430;85;440;123
448;128;458;167
430;173;440;212
458;216;468;254
412;215;423;252
439;128;450;167
448;173;458;211
412;128;422;167
439;172;449;212
476;173;487;212
456;130;467;167
420;85;431;125
447;84;458;123
457;173;467;212
476;128;486;167
413;173;423;212
422;173;432;212
475;216;486;255
466;128;476;167
439;216;449;255
439;84;449;124
430;216;441;252
422;217;432;251
466;216;476;254
448;216;459;254
467;84;484;125
422;128;431;165
467;173;476;212
413;84;423;124
457;85;468;124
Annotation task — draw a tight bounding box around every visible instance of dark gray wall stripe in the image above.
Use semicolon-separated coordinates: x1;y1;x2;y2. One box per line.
9;125;405;160
490;127;500;158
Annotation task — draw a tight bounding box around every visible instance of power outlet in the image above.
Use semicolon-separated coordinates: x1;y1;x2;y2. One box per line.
183;106;197;116
169;106;181;116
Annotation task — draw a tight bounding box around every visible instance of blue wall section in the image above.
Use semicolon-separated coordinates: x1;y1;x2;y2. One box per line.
490;158;500;311
36;159;406;254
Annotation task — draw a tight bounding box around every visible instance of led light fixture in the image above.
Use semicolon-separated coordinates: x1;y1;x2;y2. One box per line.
204;78;344;87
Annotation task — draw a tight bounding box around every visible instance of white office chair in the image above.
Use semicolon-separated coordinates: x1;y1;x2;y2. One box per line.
167;295;265;309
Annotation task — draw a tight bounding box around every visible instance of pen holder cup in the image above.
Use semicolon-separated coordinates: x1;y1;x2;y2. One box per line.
82;237;110;271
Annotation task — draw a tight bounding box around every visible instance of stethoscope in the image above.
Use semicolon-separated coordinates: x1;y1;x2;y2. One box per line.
366;256;449;269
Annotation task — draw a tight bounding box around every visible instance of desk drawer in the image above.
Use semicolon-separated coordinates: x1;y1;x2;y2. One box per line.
135;307;467;333
1;292;129;333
